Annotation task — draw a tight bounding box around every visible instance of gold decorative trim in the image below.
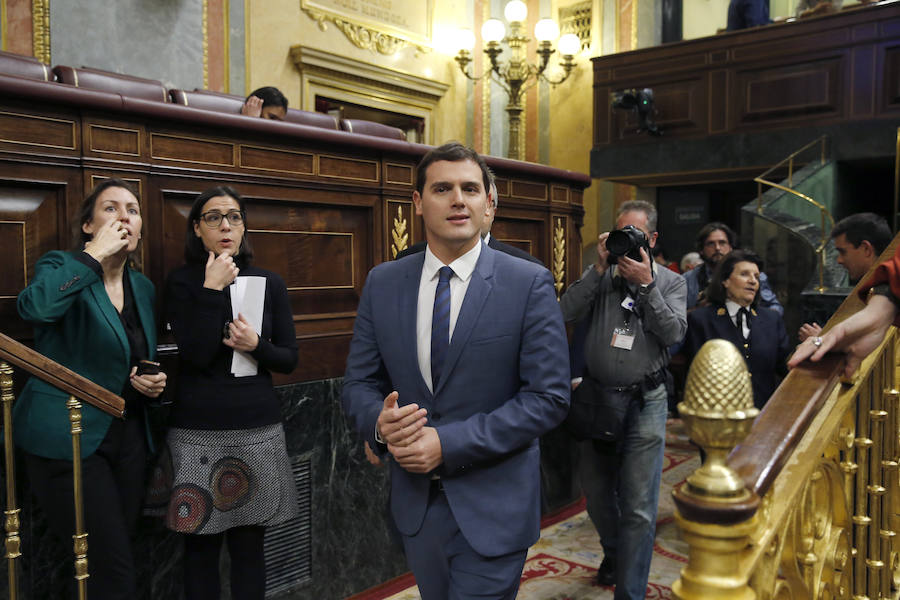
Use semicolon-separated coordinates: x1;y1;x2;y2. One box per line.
202;0;209;89
244;0;251;95
249;229;355;290
390;205;408;259
632;0;638;51
32;0;49;64
553;217;566;298
481;1;490;154
1;361;21;600
223;0;230;93
303;7;420;55
559;1;591;53
1;0;7;52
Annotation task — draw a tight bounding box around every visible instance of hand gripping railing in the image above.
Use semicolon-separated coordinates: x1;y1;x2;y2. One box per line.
754;134;834;292
0;332;124;600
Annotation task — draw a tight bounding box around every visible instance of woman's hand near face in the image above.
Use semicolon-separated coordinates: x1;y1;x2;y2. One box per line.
84;219;129;262
129;366;168;398
203;250;239;290
224;313;259;352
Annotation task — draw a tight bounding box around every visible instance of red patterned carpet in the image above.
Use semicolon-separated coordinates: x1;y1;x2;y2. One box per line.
351;420;698;600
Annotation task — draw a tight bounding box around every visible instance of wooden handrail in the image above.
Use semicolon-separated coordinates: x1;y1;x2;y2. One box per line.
0;332;124;418
675;234;900;524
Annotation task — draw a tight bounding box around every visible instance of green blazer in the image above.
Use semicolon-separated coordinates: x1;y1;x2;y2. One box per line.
14;251;157;460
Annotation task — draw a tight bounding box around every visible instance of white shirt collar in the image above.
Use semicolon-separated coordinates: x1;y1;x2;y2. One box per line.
725;299;745;319
423;240;482;283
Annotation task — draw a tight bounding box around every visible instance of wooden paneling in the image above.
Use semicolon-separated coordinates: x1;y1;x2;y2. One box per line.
318;154;379;182
0;94;587;384
737;59;841;126
884;44;900;109
239;145;314;175
151;133;235;166
0;110;76;150
88;124;141;156
0;174;74;339
592;1;900;160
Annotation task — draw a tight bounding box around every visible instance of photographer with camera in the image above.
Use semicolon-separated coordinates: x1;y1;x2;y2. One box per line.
560;200;686;598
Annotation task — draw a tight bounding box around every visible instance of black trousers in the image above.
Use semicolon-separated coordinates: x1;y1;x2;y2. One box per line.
25;413;147;600
183;525;266;600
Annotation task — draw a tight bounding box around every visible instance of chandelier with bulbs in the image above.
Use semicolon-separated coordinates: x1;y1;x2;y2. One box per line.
454;0;581;160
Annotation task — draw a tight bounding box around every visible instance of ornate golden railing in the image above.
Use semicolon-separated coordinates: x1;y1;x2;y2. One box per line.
672;238;900;599
754;135;834;292
0;332;124;600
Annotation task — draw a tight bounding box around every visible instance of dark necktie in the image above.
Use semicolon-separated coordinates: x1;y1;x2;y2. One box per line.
736;307;750;342
431;266;453;389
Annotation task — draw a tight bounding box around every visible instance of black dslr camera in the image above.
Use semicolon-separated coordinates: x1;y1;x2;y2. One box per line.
606;225;650;264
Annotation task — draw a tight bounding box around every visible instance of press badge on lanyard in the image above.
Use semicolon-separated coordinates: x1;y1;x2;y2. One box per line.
611;293;636;350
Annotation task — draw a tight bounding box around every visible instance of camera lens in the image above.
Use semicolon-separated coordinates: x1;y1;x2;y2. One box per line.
607;230;632;257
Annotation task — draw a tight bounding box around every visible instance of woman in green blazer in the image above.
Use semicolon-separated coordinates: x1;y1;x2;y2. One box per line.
15;178;167;599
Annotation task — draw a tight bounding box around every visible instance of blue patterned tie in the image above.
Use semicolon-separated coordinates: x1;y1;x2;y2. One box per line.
431;266;453;389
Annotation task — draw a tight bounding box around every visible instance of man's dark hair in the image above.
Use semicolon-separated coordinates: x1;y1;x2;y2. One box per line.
183;185;254;267
246;86;288;110
415;142;491;197
695;222;737;253
73;177;140;250
831;212;892;255
705;249;764;306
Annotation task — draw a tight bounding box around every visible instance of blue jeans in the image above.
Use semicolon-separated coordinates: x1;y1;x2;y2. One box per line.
579;383;667;600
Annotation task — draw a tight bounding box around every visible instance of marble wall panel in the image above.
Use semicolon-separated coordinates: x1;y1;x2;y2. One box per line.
49;0;204;90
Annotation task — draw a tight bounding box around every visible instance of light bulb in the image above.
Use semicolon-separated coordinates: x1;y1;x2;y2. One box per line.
558;33;581;56
458;28;476;52
481;19;505;43
504;0;528;24
534;19;560;42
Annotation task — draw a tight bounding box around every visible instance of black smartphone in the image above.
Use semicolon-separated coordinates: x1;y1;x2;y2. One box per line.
136;359;161;376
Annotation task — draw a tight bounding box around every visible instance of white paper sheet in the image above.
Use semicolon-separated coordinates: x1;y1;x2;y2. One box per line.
229;276;266;377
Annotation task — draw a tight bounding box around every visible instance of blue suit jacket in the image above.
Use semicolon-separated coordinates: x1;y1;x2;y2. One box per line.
15;251;157;459
684;303;789;408
342;243;570;557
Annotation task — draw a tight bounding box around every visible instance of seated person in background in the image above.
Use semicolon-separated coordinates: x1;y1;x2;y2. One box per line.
684;249;790;409
796;0;842;17
790;242;900;378
727;0;772;30
683;222;783;315
680;251;703;273
240;86;288;121
798;212;892;341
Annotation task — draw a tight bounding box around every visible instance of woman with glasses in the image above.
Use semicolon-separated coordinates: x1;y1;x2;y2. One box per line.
161;186;298;599
16;178;167;598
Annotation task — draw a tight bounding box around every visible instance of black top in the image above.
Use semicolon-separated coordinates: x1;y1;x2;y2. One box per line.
164;263;298;429
75;252;148;412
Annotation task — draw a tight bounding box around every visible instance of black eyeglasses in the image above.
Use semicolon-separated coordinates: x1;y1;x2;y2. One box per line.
199;210;244;228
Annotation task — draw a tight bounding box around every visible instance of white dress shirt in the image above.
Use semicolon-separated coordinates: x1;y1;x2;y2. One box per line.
725;299;751;339
416;241;482;393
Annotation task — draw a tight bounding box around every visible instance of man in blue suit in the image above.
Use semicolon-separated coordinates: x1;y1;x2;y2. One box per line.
342;142;570;599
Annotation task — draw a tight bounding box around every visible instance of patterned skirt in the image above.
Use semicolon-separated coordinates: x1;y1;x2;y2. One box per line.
145;424;298;535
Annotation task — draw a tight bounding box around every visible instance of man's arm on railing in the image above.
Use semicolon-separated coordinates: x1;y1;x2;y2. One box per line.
788;294;897;378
